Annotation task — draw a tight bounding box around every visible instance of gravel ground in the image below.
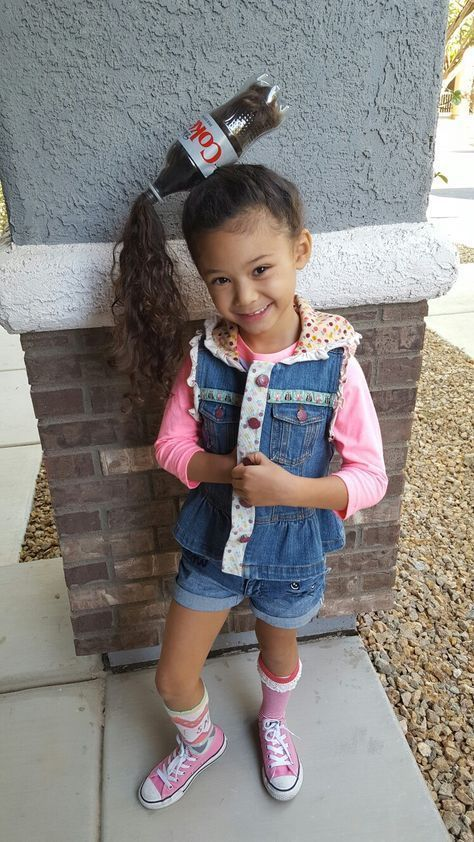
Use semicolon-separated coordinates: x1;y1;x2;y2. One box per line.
18;298;473;840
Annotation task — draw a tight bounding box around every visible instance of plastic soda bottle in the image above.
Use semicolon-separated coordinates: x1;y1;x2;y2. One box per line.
145;72;289;203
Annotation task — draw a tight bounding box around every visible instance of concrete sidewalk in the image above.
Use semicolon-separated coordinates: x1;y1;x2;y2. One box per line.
0;557;450;841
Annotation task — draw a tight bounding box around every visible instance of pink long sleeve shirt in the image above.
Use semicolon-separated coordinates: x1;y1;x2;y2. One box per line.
154;333;388;521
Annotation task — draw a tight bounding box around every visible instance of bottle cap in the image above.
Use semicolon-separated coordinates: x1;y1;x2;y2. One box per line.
145;183;163;204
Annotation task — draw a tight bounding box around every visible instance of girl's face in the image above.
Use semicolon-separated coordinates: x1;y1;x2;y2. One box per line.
194;209;312;352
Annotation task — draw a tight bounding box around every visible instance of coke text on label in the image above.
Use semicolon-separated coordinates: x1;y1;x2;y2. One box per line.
178;113;238;178
188;119;222;165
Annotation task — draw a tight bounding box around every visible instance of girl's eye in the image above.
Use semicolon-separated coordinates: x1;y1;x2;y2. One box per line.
211;266;269;286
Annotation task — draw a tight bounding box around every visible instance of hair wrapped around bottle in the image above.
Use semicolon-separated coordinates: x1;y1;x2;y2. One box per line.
109;193;189;411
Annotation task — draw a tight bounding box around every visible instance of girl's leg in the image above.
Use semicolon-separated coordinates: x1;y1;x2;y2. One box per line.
155;598;231;711
254;618;299;676
254;619;303;801
139;600;231;809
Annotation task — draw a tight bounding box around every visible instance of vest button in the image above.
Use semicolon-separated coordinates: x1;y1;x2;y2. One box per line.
238;497;252;508
215;406;224;418
296;408;308;421
239;535;251;543
247;417;261;429
255;374;269;387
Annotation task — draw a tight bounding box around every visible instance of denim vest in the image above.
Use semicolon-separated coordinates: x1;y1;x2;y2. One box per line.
173;295;362;581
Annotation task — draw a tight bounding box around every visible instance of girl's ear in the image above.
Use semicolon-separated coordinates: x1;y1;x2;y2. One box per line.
294;228;312;270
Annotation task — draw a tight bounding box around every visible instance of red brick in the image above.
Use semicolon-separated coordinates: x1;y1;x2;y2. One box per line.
329;546;399;573
155;527;180;553
343;529;357;549
63;562;109;587
109;528;156;559
50;474;151;509
92;379;164;414
74;633;117;655
79;356;127;380
383;445;409;472
39;418;117;449
70;610;113;634
30;387;85;418
20;331;73;352
60;533;108;563
329;305;380;322
106;500;176;530
376;355;423;387
74;328;114;351
99;446;156;475
69;581;158;611
372;388;418;415
354;358;373;385
325;575;361;598
386;473;405;496
229;610;256;633
90;384;141;414
55;511;101;535
382;301;428;321
379;415;414;442
320;589;395;617
25;354;82;384
361;523;401;546
44;452;95;481
349;496;402;525
361;568;397;590
117;624;162;650
360;324;425;356
152;472;188;498
114;551;179;580
117;600;169;625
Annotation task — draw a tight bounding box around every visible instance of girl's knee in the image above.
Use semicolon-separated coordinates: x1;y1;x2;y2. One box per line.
154;662;200;702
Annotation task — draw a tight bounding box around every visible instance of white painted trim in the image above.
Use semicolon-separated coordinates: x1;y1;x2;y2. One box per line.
0;222;458;334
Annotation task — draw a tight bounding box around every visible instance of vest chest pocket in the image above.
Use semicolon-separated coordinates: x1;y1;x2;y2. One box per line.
199;400;241;454
269;403;326;466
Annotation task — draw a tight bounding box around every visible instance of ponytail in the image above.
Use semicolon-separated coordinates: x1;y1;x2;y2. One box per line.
109;193;189;411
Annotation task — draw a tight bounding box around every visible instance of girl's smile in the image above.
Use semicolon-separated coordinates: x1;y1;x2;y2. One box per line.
235;302;273;320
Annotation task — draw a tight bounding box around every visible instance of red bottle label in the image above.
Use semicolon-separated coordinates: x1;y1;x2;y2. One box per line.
178;113;238;177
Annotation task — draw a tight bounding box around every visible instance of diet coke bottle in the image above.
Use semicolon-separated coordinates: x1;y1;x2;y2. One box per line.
145;72;289;203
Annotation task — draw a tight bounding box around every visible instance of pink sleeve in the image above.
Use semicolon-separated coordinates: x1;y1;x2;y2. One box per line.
153;354;205;489
330;355;389;520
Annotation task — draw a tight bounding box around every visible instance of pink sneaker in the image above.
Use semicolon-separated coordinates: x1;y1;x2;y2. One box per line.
138;724;227;809
258;718;303;801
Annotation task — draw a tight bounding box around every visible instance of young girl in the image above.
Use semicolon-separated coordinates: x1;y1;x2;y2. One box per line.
110;163;388;809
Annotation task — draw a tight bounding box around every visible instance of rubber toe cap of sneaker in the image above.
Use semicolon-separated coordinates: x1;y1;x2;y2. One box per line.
139;777;163;803
269;774;298;791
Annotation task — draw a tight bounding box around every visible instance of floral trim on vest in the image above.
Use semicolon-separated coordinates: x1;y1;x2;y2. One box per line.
186;294;362;576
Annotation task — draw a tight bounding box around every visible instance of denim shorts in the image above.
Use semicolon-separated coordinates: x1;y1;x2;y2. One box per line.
172;548;331;630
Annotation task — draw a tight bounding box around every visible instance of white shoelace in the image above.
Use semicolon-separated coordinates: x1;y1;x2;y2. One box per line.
262;719;301;771
155;735;198;789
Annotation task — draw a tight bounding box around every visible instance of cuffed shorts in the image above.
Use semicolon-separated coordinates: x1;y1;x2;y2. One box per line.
172;547;331;630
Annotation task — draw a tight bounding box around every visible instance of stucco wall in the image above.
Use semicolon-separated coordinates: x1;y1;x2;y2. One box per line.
0;0;448;246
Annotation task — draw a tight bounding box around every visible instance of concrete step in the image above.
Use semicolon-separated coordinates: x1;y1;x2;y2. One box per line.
0;556;104;693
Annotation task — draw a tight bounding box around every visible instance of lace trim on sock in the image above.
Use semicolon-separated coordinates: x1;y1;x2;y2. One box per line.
257;657;303;693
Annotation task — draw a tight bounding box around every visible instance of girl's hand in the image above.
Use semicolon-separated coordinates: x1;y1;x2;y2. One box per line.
231;451;291;507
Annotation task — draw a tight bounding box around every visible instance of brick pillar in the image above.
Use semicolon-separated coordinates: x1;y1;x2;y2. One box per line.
20;301;426;656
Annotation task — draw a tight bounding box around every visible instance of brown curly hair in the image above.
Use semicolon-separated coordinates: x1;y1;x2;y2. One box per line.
109;163;305;410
